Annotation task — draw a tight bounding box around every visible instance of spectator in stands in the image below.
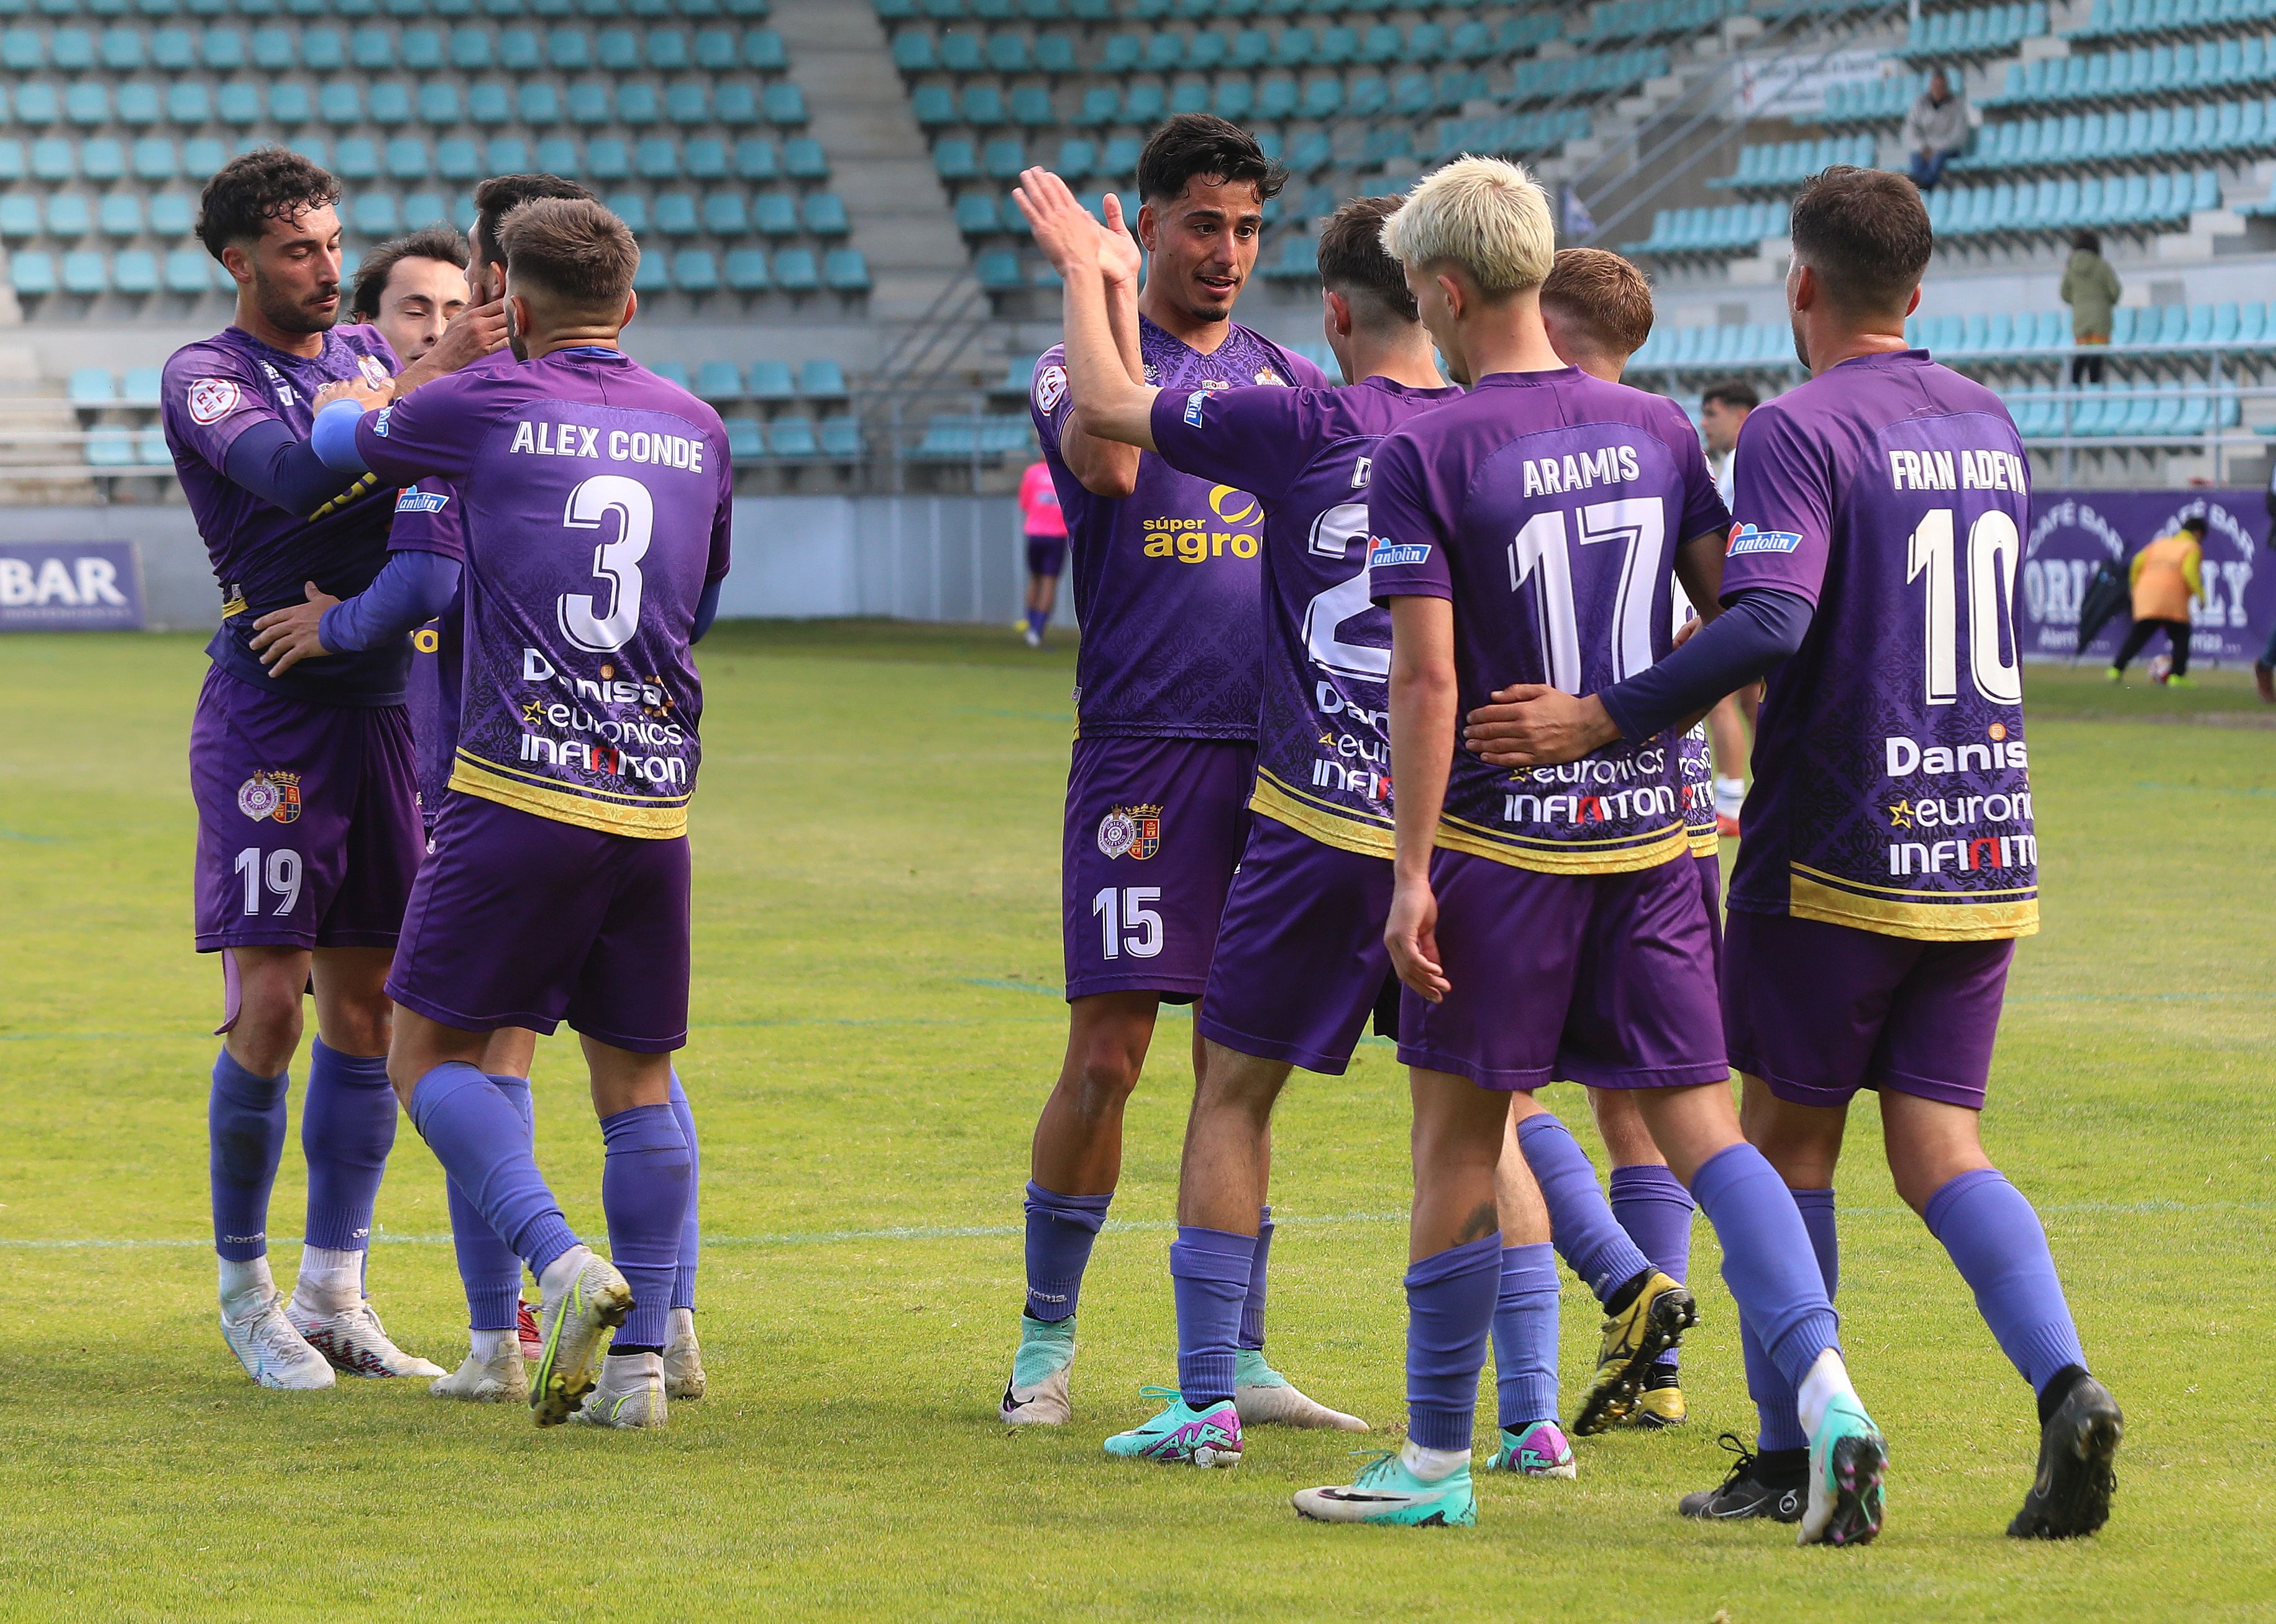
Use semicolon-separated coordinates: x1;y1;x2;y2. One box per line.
2108;516;2205;687
1017;457;1066;647
2060;231;2121;385
1902;70;1969;191
1697;378;1761;835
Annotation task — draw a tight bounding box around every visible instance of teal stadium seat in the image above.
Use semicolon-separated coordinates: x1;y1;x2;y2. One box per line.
724;247;770;291
774;247;819;291
674;251;720;293
702;192;750;234
746;359;795;399
823;249;869;290
114;249;158;294
799;358;848;398
725;418;766;460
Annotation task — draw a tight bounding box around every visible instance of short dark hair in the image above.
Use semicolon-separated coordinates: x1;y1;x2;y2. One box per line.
472;173;598;268
2179;514;2208;536
195;145;340;261
1315;196;1417;323
2073;229;2101;254
1134;113;1285;206
350;222;470;321
498;196;639;319
1789;165;1934;317
1700;379;1760;413
1540;247;1654;359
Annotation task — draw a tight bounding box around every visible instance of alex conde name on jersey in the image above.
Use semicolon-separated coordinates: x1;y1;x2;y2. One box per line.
504;419;710;472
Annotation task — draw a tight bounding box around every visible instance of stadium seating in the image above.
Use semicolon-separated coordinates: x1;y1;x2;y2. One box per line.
1896;2;2048;62
1984;35;2276;110
0;8;848;320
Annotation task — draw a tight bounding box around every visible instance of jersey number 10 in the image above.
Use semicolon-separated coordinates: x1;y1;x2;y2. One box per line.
1905;506;2022;707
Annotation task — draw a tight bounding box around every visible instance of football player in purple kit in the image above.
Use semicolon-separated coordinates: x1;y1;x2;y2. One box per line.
1294;158;1887;1544
308;197;731;1430
162;148;501;1390
1017;176;1461;1463
1524;246;1714;1433
1474;167;2122;1541
998;116;1339;1430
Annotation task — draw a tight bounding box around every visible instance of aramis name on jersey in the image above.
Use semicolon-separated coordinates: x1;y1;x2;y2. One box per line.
1518;443;1643;499
1140;485;1261;563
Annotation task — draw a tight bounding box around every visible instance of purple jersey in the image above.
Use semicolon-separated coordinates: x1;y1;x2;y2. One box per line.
1366;367;1730;874
1148;373;1461;855
1671;583;1717;854
161;322;406;704
349;346;733;839
1030;316;1327;740
1722;350;2037;940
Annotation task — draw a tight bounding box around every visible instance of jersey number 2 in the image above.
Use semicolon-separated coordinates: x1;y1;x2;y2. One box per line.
559;473;653;654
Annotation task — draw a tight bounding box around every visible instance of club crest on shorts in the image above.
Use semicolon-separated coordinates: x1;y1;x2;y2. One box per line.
237;770;303;824
1096;804;1162;860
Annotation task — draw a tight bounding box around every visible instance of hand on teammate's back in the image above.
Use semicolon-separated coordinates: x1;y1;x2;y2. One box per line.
1464;687;1621;768
247;580;341;676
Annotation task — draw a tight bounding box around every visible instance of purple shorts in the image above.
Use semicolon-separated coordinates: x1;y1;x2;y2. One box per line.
189;665;422;954
1197;814;1397;1075
388;793;692;1052
1063;734;1255;1002
1025;535;1066;579
1399;850;1727;1092
1722;907;2013;1112
1696;849;1722;971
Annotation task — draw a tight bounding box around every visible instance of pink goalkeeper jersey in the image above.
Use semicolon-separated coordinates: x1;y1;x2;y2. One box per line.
1018;460;1066;538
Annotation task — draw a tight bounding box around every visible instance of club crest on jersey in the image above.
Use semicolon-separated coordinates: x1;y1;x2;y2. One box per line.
237;770;303;824
1034;364;1067;413
394;485;449;513
1727;522;1803;556
356;354;391;390
1096;804;1162;860
1254;365;1286;386
187;377;239;424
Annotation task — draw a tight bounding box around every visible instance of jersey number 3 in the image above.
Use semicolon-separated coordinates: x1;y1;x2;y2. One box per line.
559;473;653;654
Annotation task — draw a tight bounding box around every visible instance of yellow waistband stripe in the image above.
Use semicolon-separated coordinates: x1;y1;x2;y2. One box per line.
1788;869;2039;941
450;755;689;839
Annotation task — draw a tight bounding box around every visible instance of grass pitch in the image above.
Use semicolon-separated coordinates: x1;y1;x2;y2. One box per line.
1;623;2270;1622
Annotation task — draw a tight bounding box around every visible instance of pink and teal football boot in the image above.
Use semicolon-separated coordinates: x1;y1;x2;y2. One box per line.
1102;1387;1243;1467
1485;1419;1577;1479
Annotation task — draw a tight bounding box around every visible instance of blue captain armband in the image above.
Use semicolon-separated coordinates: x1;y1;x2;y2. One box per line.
310;398;373;474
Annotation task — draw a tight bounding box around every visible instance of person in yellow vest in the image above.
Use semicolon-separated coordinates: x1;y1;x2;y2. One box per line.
2108;516;2205;686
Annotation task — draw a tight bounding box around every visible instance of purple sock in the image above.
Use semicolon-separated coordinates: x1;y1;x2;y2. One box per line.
600;1103;692;1350
1492;1241;1560;1432
1405;1231;1502;1453
1740;1187;1835;1453
300;1038;397;1252
408;1063;578;1279
209;1048;288;1261
1237;1205;1273;1351
1691;1144;1840;1392
444;1075;531;1331
1515;1113;1653;1302
1925;1168;2087;1392
1023;1180;1113;1323
1171;1226;1254;1409
667;1070;700;1313
1609;1163;1694;1370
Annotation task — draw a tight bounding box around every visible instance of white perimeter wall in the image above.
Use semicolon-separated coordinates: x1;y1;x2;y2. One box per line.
1;495;1028;631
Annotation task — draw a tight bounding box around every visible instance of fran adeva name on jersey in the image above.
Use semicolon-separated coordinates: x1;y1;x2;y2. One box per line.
1140;485;1261;563
1886;445;2029;493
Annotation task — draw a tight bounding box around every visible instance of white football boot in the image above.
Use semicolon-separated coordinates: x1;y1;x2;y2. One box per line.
529;1246;634;1427
572;1351;669;1430
221;1290;337;1390
288;1297;448;1379
1234;1348;1369;1431
430;1343;529;1402
662;1307;705;1400
1000;1312;1075;1425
